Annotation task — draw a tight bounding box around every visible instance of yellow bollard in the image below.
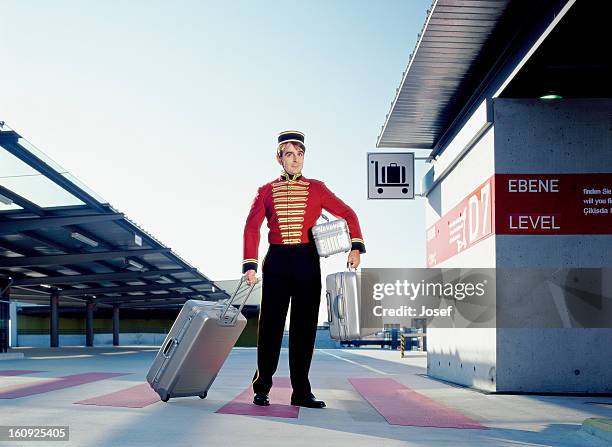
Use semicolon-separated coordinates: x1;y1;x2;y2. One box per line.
400;333;405;358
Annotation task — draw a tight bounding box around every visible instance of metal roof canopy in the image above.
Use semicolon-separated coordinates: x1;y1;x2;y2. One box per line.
0;123;230;309
376;0;584;154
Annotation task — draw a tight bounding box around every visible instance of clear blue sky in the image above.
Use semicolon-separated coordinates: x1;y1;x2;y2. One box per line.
1;1;432;320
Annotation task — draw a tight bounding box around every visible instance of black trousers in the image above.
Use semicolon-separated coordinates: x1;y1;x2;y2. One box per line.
252;242;321;397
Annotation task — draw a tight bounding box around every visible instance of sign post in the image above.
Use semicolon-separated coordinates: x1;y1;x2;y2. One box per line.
367;152;415;199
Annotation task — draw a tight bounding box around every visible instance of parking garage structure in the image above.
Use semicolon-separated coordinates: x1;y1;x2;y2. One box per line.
0;121;260;352
377;0;612;393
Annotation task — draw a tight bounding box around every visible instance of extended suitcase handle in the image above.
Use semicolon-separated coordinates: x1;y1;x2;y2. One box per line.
219;276;255;326
334;274;346;320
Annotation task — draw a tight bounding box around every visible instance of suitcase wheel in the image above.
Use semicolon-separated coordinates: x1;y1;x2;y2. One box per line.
159;390;170;402
199;391;208;399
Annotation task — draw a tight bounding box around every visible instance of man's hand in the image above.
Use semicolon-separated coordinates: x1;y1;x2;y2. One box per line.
347;250;361;269
245;269;258;286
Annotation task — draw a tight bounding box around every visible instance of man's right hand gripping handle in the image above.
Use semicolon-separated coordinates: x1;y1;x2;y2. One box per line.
245;269;258;286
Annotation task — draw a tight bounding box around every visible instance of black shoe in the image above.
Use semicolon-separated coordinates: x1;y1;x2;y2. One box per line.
290;393;326;408
253;393;270;406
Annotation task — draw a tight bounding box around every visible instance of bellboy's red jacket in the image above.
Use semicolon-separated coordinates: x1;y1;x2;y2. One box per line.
242;173;366;273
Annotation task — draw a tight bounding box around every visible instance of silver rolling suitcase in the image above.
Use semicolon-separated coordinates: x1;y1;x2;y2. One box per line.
326;269;362;341
147;277;254;402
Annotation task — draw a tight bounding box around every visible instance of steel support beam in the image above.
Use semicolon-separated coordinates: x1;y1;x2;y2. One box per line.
121;300;196;309
0;248;170;268
112;304;120;346
58;281;210;297
0;213;124;235
94;291;199;304
12;268;196;287
85;300;95;347
0;277;11;353
0;136;108;211
0;185;44;214
7;287;80;299
50;288;59;348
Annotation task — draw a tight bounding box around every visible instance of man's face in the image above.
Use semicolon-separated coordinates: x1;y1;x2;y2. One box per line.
277;142;304;175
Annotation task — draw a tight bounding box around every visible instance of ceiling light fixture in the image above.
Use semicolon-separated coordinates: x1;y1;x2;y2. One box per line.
126;258;144;270
539;92;563;99
71;232;99;247
0;194;14;205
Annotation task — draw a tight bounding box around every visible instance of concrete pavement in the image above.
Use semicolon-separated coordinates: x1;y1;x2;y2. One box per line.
0;346;610;446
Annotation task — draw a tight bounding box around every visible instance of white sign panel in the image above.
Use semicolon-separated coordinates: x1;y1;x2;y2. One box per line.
367;152;414;199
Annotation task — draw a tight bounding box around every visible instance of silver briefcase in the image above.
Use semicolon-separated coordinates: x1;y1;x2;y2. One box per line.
312;214;352;257
146;277;254;402
326;269;362;341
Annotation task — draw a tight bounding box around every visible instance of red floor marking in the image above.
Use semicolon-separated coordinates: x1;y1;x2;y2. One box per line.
0;372;130;399
216;377;300;418
349;378;487;429
74;383;159;408
0;370;46;376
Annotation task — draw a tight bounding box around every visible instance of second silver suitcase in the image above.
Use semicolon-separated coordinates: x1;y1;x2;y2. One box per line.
147;278;254;402
326;270;362;340
312;214;352;258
